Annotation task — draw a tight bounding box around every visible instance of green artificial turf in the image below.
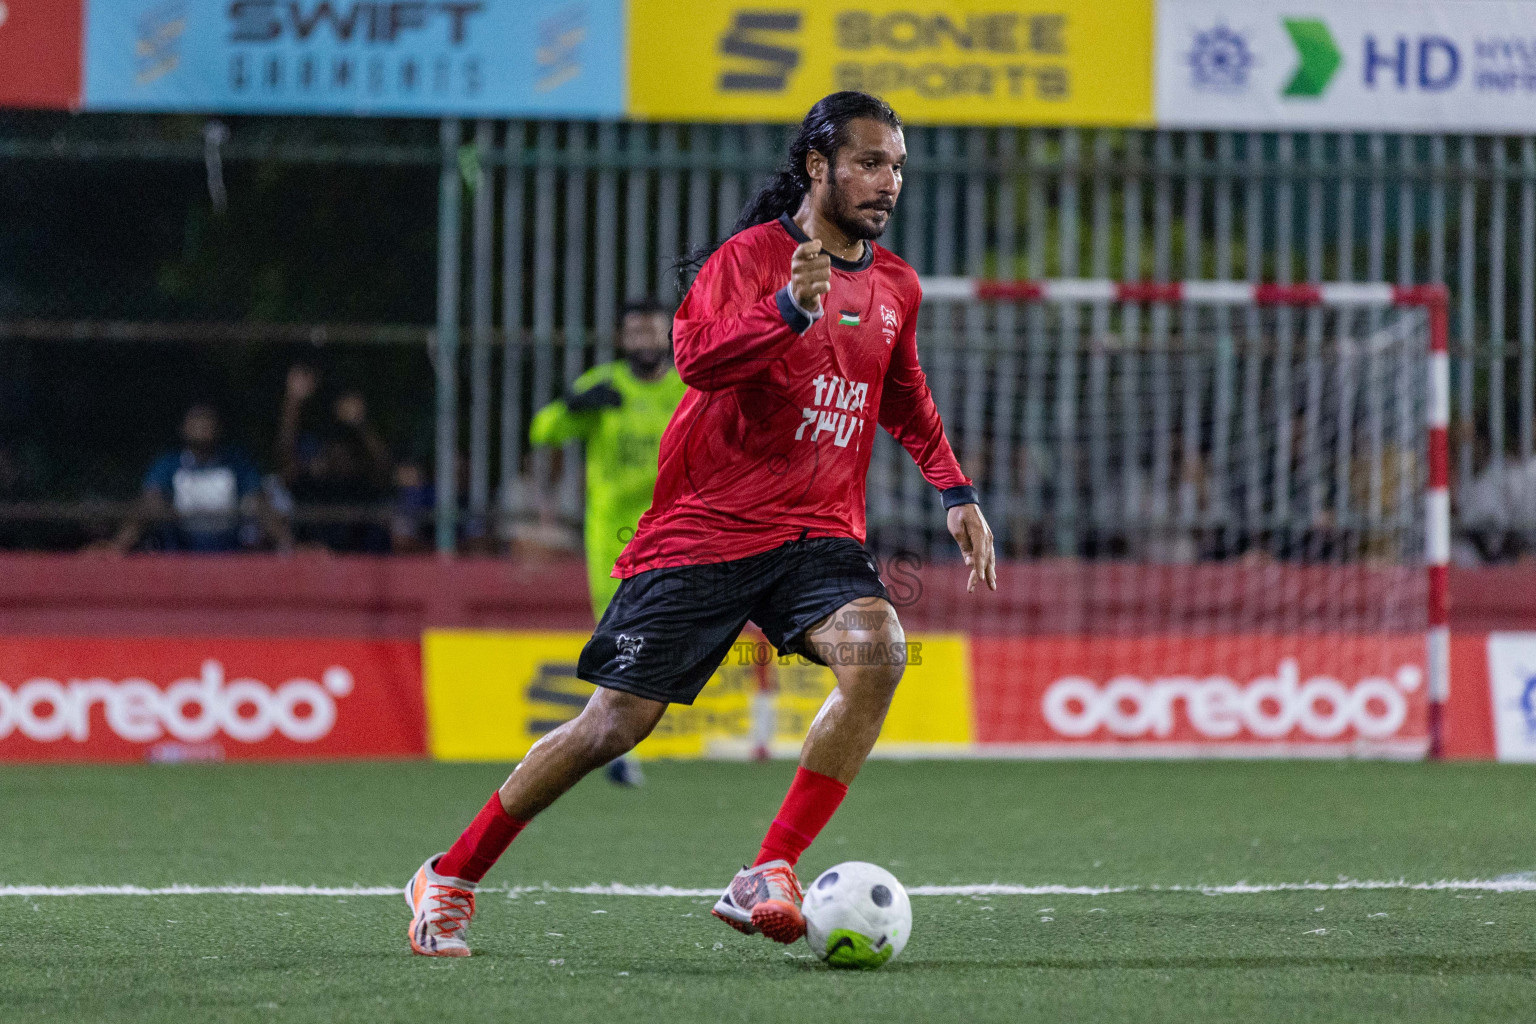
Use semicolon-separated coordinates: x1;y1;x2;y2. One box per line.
3;760;1535;1022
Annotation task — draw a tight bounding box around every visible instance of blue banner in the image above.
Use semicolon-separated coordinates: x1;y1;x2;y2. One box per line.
83;1;625;117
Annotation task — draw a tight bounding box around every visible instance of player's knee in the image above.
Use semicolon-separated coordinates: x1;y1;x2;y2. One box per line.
585;716;646;763
578;692;661;763
830;621;907;697
861;654;905;697
871;616;909;692
586;727;638;764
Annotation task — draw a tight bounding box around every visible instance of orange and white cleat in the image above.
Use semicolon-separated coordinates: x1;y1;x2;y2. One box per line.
711;859;806;944
405;854;477;957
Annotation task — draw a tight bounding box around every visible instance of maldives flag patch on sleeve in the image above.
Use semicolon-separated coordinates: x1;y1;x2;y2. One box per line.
838;310;860;327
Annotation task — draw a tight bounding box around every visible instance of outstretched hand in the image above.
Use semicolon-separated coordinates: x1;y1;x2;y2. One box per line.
790;239;832;315
285;365;319;404
566;381;624;413
947;503;997;593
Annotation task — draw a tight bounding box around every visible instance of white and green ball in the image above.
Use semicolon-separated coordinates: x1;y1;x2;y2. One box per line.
802;862;911;969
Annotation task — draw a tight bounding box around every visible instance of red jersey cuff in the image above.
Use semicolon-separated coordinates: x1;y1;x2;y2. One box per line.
775;286;823;334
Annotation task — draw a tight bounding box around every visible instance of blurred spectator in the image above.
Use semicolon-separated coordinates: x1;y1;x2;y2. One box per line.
107;403;291;553
390;460;433;553
278;365;392;552
1457;437;1536;564
390;451;503;554
1348;442;1419;562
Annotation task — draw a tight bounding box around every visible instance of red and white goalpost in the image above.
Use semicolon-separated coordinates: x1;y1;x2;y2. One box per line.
914;278;1451;758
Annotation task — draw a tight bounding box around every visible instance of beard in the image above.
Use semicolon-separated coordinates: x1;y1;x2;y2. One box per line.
825;174;892;242
625;349;669;378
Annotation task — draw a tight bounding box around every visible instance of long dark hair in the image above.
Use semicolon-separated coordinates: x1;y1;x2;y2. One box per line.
674;91;902;292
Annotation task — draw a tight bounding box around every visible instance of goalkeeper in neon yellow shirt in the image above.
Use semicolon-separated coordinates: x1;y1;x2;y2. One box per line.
529;298;686;785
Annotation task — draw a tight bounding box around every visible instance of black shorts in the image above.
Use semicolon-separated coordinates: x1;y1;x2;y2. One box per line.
576;536;889;705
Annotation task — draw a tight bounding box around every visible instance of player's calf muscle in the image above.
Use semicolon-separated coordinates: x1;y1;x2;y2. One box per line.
497;689;664;819
575;690;663;759
798;601;908;782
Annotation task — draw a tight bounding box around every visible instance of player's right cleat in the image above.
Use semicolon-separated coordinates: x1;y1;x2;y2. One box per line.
405;854;477;957
711;859;806;944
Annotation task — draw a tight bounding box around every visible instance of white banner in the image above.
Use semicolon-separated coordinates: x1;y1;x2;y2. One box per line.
1485;633;1536;762
1156;0;1536;131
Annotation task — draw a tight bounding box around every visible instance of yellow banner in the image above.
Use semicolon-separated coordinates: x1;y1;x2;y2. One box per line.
627;1;1153;125
423;629;973;761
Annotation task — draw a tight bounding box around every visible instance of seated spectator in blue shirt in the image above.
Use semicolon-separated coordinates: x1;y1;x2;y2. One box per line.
109;404;292;553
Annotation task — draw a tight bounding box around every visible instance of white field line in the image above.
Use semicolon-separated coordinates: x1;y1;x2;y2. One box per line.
4;879;1536;898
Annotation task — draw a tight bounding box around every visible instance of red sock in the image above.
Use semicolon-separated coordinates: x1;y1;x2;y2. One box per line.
436;793;528;883
753;767;849;867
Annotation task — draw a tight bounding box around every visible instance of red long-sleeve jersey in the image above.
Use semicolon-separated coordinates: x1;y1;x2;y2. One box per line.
613;213;974;578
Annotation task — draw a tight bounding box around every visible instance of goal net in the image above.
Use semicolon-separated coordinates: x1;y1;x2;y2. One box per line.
863;280;1449;757
636;281;1448;761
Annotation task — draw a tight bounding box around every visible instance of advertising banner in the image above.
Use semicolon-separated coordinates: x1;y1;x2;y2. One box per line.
423;629;973;761
1484;632;1536;762
1446;632;1495;760
82;0;624;116
0;0;84;109
970;634;1430;756
0;637;425;762
628;0;1153;125
1157;0;1536;132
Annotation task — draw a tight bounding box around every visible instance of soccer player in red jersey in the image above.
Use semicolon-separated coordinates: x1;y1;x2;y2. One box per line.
407;91;996;957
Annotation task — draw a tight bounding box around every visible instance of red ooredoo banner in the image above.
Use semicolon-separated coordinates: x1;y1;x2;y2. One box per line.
0;0;83;110
970;634;1429;753
0;637;424;761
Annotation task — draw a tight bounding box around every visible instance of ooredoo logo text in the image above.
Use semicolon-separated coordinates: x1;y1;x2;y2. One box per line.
1042;658;1419;741
0;659;355;745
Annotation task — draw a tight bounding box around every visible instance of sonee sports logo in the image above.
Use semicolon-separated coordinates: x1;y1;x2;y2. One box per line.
1041;658;1417;741
0;660;354;745
718;11;802;91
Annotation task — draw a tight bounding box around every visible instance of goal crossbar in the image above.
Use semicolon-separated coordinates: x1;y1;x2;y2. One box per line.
916;278;1452;759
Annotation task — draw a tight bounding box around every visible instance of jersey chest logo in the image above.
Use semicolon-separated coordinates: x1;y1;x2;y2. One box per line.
879;304;898;344
795;373;870;450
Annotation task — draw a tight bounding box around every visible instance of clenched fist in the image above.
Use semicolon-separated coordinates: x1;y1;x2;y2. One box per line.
790;239;832;315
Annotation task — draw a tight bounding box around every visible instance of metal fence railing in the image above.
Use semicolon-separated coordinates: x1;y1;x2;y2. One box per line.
444;123;1533;561
5;118;1535;560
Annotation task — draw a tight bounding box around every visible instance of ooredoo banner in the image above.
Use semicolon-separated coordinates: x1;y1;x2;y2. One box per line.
82;0;624;116
628;0;1153;125
0;637;425;761
1157;0;1536;132
970;634;1430;756
0;629;1503;761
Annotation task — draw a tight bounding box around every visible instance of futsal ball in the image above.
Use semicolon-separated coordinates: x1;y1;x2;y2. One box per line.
802;862;911;969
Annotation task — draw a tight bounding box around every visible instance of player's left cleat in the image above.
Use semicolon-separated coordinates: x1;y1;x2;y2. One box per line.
711;859;806;944
604;755;645;788
405;854;478;957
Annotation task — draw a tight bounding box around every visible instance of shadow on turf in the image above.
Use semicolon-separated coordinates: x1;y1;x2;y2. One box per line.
899;952;1536;977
